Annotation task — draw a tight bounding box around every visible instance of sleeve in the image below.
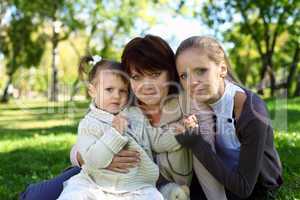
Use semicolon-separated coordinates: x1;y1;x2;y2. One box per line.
146;124;182;153
175;119;268;198
77;121;128;169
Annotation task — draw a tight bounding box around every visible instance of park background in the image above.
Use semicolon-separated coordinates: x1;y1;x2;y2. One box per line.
0;0;299;199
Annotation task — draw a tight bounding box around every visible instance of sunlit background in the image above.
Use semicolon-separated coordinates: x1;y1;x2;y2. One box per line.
0;0;299;199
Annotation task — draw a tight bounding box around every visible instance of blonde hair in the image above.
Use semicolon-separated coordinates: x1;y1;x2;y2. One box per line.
175;36;238;83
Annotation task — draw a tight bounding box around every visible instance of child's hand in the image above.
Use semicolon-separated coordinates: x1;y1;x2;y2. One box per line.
183;115;198;129
112;114;128;135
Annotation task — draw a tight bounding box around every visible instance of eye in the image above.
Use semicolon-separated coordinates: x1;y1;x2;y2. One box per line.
131;74;140;81
120;89;128;94
151;71;161;78
195;68;207;75
106;87;113;92
179;72;187;80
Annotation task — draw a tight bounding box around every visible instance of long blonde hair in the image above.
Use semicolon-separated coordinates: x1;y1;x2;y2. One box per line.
175;36;239;83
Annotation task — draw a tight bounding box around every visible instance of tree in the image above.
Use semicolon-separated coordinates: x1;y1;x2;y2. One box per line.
68;0;158;100
199;0;299;96
38;0;83;101
0;0;84;102
0;3;46;103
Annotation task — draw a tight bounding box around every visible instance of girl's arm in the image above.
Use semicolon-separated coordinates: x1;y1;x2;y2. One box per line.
70;144;141;173
77;121;128;170
146;124;183;153
175;118;269;198
147;109;215;153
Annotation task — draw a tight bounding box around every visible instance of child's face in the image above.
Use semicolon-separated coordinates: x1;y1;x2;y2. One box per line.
176;48;227;104
89;70;129;114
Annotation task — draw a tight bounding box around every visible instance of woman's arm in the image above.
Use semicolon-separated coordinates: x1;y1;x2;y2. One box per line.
175;119;269;198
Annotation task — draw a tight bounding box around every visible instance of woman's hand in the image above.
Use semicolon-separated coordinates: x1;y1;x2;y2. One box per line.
76;149;140;173
112;114;128;134
105;149;140;173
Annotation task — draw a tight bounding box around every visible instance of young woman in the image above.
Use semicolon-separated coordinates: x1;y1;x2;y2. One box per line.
174;36;283;199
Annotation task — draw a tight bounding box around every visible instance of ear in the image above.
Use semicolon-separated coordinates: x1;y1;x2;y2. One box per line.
87;84;96;98
220;62;227;78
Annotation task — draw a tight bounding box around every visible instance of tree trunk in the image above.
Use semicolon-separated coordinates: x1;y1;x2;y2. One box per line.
268;65;276;97
294;73;300;97
257;56;269;95
257;53;276;96
50;22;59;102
0;75;12;103
69;78;80;101
287;44;300;96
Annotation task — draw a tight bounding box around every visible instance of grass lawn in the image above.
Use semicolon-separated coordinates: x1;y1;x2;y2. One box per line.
0;98;300;199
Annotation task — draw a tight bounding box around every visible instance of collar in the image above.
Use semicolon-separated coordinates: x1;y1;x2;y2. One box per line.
88;102;115;125
209;80;231;109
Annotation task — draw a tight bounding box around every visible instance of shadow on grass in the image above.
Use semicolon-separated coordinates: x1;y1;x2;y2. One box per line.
286;109;300;131
0;112;84;122
0;101;89;111
0;103;88;128
0;146;72;200
275;135;300;199
268;108;300;132
0;124;78;140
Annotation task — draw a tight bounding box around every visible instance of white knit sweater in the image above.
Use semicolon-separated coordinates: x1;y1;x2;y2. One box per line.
76;103;181;193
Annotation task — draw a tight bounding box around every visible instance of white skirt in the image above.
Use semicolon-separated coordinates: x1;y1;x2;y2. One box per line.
57;173;164;200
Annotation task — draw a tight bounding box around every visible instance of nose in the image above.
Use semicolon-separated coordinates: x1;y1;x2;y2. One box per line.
112;90;121;99
190;74;200;87
141;78;156;91
142;83;154;90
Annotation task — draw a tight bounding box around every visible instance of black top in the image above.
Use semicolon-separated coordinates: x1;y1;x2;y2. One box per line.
175;89;283;198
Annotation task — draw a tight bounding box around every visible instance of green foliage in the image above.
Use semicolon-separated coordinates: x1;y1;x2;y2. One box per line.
199;0;300;96
0;12;46;76
0;0;161;102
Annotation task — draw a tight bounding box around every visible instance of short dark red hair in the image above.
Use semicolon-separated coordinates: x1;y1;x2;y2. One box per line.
121;35;179;95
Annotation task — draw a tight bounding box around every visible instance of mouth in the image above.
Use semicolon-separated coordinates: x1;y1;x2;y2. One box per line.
141;91;157;96
192;88;206;95
110;102;121;107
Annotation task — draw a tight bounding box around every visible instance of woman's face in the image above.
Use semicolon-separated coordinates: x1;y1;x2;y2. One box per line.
129;69;170;107
176;48;227;104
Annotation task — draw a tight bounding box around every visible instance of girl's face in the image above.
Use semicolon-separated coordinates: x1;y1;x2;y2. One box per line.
89;70;129;114
129;69;169;107
176;48;227;104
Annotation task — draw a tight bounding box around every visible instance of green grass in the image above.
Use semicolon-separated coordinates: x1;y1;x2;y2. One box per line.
0;98;300;199
0;100;88;200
